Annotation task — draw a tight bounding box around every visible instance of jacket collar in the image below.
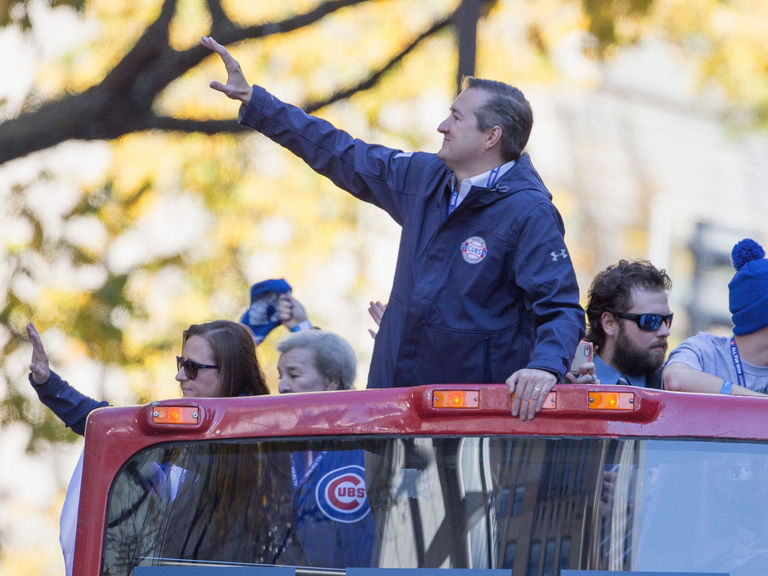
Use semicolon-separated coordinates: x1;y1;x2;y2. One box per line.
447;153;551;210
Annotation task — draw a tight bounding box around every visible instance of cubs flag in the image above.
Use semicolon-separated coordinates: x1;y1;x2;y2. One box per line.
292;450;377;567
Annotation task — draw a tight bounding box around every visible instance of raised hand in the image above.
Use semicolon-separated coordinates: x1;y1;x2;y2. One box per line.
200;36;254;103
277;293;309;330
26;322;51;385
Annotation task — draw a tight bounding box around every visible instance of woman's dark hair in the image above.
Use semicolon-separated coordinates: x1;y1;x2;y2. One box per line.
183;320;268;397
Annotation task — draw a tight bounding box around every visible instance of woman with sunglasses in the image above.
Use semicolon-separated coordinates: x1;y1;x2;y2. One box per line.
26;319;269;576
27;320;268;432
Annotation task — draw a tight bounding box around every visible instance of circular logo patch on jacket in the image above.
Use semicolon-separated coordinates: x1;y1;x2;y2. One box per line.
315;465;371;523
461;236;487;264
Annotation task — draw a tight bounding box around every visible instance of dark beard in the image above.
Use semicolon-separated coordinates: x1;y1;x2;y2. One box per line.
612;327;667;377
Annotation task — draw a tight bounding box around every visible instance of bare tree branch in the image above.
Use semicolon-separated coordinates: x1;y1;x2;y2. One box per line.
305;11;455;113
142;12;454;134
206;0;234;34
0;0;457;164
143;116;250;133
217;0;376;44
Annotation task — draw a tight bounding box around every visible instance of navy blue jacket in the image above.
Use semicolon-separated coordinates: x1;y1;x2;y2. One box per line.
29;371;108;435
240;86;585;387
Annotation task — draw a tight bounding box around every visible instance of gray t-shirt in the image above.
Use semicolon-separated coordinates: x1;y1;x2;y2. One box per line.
666;332;768;394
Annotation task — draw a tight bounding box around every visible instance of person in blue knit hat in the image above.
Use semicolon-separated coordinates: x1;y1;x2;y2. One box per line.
664;238;768;395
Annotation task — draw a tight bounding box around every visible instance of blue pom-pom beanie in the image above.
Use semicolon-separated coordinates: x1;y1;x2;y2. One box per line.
729;238;768;335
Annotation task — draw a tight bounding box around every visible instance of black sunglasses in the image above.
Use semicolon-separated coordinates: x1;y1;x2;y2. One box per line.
176;356;218;380
610;310;674;332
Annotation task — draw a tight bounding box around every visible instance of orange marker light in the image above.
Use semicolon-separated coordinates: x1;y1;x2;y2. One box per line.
542;392;557;409
152;405;200;425
432;390;480;409
588;391;635;410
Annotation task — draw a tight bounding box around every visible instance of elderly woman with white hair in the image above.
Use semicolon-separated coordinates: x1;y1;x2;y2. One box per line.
277;330;357;393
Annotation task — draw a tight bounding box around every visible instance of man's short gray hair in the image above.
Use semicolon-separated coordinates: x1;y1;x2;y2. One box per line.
277;330;357;390
462;77;533;162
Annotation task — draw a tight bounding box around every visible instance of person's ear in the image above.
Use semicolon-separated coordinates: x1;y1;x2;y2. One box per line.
485;125;502;150
602;311;618;337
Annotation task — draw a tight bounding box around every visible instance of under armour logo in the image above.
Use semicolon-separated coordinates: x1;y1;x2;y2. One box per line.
550;249;568;262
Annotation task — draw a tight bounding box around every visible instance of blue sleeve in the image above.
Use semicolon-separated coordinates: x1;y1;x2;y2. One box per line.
513;200;586;380
238;85;433;225
29;370;109;436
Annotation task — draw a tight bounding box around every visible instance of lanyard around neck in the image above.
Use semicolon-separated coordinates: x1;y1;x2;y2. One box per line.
448;166;502;214
730;337;747;388
291;450;327;490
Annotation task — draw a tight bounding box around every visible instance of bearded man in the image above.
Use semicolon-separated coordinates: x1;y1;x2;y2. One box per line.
569;260;673;388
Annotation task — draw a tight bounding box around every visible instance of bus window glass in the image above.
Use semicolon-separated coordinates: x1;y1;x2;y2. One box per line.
101;436;768;575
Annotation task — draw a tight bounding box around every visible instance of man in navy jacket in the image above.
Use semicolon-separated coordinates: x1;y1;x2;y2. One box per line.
202;36;585;420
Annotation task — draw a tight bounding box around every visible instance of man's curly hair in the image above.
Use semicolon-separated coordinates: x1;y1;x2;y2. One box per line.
586;260;672;352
